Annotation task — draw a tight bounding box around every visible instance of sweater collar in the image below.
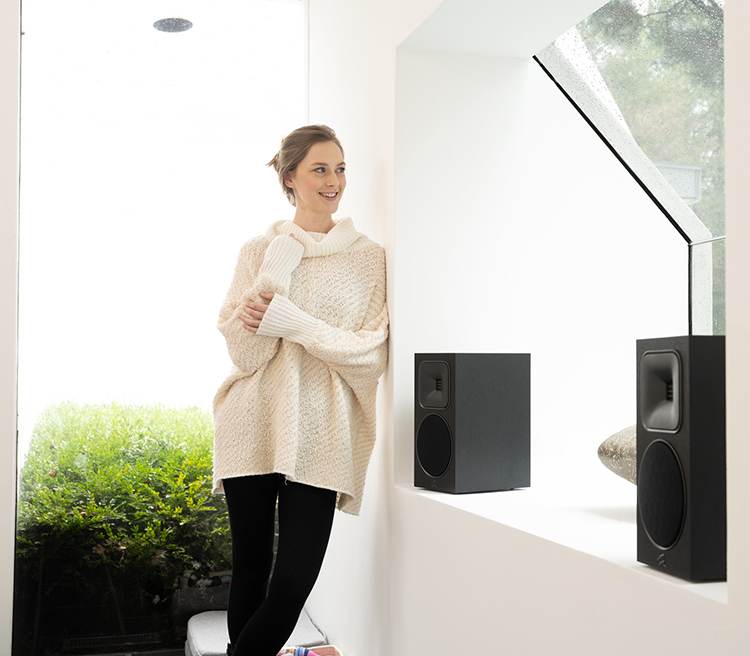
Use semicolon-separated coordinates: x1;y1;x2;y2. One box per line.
266;217;361;257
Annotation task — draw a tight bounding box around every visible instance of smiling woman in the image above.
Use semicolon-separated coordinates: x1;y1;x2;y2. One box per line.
212;124;389;655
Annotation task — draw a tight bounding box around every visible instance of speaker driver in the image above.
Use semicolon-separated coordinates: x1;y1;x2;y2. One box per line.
416;413;452;478
638;440;685;549
640;350;681;432
418;360;450;409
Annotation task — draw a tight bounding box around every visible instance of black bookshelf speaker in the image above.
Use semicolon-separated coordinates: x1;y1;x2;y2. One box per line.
636;335;726;581
414;353;530;493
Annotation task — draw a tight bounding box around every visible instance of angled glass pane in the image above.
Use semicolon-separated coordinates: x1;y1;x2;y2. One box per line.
536;0;724;335
577;0;724;238
691;237;725;335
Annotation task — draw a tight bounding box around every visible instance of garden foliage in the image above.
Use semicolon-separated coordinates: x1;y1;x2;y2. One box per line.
15;402;231;609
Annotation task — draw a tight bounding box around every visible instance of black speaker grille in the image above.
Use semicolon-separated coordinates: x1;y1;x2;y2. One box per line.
416;414;452;478
638;440;685;549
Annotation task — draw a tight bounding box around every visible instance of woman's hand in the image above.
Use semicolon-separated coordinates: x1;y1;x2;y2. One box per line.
240;293;275;333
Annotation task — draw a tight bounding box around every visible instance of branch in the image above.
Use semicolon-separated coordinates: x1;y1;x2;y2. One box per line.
643;0;722;22
643;0;689;20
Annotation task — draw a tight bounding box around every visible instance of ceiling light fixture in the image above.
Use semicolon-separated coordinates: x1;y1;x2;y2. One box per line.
153;18;193;33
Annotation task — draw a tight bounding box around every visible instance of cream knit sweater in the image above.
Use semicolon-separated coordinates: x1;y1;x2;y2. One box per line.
212;217;389;515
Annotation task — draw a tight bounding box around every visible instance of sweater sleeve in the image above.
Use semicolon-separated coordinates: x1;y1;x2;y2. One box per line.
217;237;304;374
256;273;389;396
257;235;305;293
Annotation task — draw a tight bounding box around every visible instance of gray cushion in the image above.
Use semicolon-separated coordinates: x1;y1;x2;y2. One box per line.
185;608;327;656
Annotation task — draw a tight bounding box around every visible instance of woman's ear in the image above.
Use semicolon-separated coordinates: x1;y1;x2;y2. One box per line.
284;174;295;189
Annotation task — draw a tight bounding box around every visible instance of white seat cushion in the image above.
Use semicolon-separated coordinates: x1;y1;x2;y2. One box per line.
185;608;327;656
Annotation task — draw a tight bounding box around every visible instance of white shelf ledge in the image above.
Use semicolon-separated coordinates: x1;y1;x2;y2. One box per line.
399;451;727;605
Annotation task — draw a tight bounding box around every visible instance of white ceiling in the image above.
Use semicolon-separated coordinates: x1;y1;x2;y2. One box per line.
400;0;609;58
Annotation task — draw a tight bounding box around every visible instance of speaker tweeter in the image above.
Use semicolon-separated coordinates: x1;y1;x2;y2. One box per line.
640;350;681;432
418;360;450;409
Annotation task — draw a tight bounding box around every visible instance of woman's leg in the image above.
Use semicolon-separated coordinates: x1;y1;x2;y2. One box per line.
223;474;280;648
233;478;337;656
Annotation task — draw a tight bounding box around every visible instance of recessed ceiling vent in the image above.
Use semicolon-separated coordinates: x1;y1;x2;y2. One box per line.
153;18;193;33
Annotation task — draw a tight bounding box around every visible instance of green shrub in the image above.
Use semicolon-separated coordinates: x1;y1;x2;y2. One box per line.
15;402;231;613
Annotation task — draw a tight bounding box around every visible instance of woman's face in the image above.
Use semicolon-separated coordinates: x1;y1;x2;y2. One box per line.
286;141;346;218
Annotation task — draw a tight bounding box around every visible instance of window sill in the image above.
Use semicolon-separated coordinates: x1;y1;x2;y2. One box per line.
398;451;727;605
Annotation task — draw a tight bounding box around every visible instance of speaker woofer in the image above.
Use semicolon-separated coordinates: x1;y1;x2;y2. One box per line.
416;413;452;478
638;439;685;550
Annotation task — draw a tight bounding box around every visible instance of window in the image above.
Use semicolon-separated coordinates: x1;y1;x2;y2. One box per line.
536;0;724;334
15;1;304;653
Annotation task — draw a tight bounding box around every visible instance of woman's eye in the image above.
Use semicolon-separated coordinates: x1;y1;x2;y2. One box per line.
314;167;325;173
336;168;346;174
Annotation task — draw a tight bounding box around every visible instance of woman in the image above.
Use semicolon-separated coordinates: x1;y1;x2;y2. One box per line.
213;125;389;656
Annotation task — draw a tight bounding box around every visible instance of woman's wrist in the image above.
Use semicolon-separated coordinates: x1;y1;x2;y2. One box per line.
256;294;320;346
258;235;304;291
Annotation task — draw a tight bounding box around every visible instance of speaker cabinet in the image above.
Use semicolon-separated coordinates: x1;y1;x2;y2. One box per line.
636;335;726;581
414;353;530;493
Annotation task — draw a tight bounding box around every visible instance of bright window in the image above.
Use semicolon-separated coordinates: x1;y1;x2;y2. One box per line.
16;1;304;652
536;0;724;334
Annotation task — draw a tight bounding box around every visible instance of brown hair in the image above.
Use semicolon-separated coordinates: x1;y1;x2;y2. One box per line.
267;125;344;206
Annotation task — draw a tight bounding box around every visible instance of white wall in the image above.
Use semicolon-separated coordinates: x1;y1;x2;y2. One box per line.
303;1;423;651
305;1;750;655
0;0;19;652
725;0;750;624
393;49;686;479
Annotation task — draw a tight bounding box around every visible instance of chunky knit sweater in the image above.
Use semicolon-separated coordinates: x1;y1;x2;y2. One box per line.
212;217;389;515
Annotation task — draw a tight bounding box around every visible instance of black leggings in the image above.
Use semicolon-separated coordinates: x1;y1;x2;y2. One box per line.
223;474;337;656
